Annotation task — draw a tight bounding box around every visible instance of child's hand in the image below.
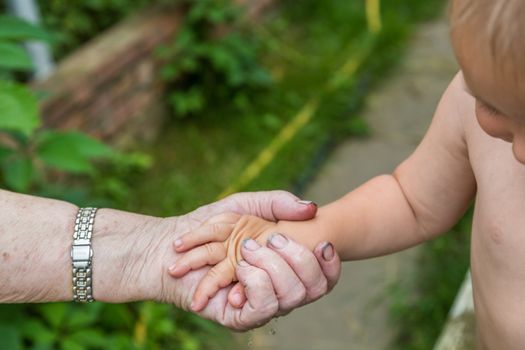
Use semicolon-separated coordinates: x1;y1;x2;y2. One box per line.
168;213;278;311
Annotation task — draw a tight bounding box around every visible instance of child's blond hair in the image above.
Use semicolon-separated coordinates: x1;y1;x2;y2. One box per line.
450;0;525;81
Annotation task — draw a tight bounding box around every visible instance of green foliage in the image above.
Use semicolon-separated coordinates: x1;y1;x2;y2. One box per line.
0;16;146;199
0;302;230;350
0;81;39;136
0;17;113;194
0;43;34;70
0;15;54;42
0;15;54;74
0;128;116;193
389;210;472;350
36;131;113;174
38;0;154;59
158;0;271;118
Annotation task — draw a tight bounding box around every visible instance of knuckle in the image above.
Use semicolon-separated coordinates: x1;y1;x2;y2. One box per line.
260;298;279;316
230;316;247;331
226;212;241;223
243;269;271;293
204;243;216;256
290;249;313;265
270;189;288;197
206;266;221;280
244;250;265;266
213;212;238;223
250;268;268;282
309;279;328;300
212;223;221;236
293;284;307;303
281;282;306;309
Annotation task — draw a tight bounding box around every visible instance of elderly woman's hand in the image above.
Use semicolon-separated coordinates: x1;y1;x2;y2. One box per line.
137;191;341;330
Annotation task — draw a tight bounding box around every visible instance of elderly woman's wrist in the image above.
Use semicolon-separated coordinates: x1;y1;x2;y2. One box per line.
91;209;174;303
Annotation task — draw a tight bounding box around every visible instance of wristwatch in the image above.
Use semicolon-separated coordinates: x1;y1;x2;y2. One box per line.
71;207;97;302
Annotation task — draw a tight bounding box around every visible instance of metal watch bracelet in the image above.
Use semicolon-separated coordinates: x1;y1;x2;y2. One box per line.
71;207;97;302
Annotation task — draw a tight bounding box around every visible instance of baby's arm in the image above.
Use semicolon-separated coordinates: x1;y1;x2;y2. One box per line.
277;72;477;259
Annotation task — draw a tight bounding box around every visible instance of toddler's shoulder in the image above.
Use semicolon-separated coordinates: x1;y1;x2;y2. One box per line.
443;72;477;133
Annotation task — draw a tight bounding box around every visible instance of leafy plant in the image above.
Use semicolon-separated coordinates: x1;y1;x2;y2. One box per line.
0;13;228;350
0;301;231;350
158;0;272;118
0;15;53;75
0;15;114;193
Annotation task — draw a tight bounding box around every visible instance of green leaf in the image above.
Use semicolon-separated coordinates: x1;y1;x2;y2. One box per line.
39;131;113;158
59;338;83;350
37;303;68;330
68;329;108;348
0;325;22;350
149;318;174;338
0;15;53;42
0;145;15;163
99;304;134;329
170;88;204;116
32;344;54;350
20;319;56;345
0;81;40;136
0;42;33;70
2;154;33;192
36;131;113;174
107;334;135;350
67;303;102;328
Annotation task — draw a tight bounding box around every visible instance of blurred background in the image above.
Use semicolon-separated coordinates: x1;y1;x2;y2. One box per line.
0;0;472;349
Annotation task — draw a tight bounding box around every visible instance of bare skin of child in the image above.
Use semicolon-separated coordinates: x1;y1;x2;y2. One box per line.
169;1;525;348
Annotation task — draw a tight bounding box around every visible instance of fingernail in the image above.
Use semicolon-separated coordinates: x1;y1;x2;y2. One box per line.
174;239;183;248
242;239;260;251
238;260;250;267
322;243;334;261
297;199;317;207
168;264;178;273
268;233;288;249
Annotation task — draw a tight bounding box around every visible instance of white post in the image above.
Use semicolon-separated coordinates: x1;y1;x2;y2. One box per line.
433;271;475;350
6;0;55;80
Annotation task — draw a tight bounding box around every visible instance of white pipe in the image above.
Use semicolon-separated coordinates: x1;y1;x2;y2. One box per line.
6;0;55;80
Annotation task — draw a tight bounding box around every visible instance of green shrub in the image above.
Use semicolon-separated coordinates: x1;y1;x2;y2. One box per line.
158;0;272;118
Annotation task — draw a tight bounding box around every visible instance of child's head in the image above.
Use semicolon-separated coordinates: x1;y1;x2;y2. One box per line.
450;0;525;163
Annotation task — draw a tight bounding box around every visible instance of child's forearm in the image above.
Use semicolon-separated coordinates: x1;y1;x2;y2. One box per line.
274;175;426;261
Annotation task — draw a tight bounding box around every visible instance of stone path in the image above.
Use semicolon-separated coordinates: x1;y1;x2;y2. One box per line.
235;14;459;350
